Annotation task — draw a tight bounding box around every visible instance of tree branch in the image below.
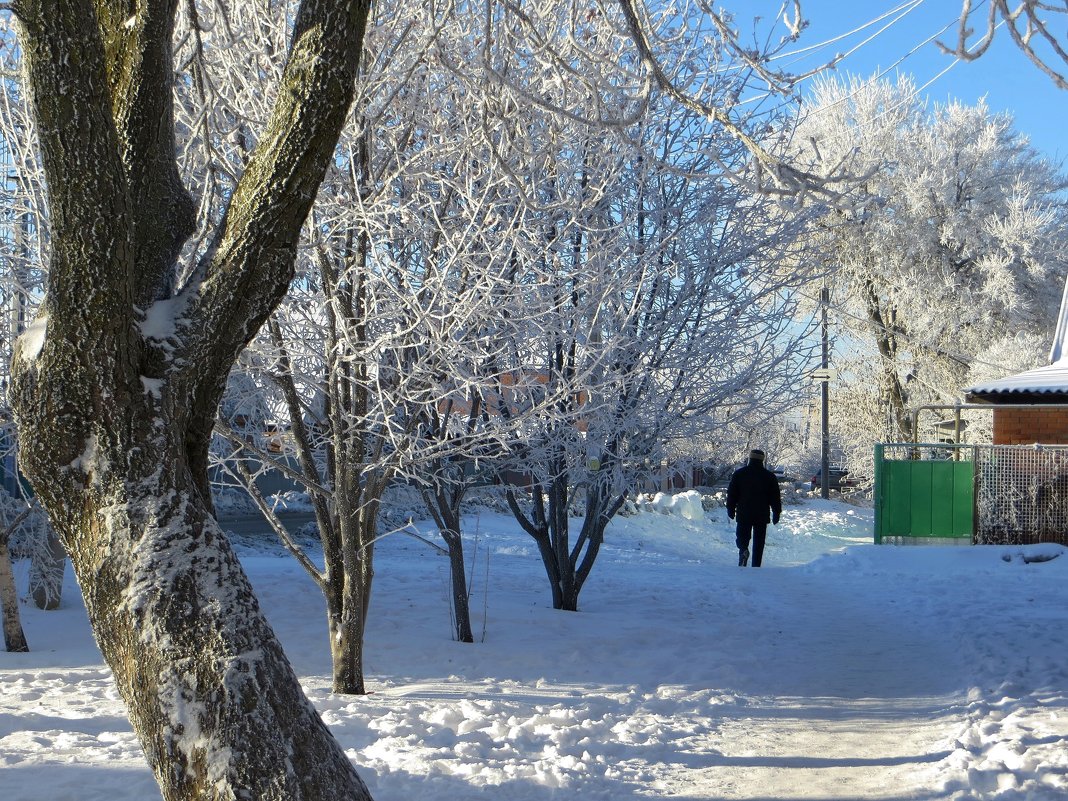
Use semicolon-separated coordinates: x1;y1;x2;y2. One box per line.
96;0;196;306
941;1;1068;90
15;3;134;351
614;0;857;198
180;0;371;418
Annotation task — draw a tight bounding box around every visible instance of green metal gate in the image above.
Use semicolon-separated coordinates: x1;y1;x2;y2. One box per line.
874;444;975;543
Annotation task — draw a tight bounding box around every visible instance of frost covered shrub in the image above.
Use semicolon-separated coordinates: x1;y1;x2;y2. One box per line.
0;490;47;561
461;487;512;514
703;491;727;510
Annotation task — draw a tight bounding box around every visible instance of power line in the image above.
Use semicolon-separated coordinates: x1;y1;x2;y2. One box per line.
741;0;1001;132
772;0;930;71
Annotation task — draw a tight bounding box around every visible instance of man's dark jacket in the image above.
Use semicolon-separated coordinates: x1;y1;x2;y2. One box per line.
726;460;782;524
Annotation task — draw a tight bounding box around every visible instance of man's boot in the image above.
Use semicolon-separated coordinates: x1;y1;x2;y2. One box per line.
738;548;749;567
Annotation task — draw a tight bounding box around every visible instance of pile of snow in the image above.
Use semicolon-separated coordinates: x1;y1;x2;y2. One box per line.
3;497;1068;801
634;489;706;520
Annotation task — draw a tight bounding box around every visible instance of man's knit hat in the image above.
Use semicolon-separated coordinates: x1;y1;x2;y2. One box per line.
749;449;766;461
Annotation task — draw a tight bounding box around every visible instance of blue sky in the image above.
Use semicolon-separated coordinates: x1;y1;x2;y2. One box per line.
748;0;1068;163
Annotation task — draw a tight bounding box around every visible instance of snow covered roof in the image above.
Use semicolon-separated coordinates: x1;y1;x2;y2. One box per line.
966;360;1068;401
965;275;1068;402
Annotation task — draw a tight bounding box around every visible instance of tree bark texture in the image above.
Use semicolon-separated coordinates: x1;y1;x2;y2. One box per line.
10;3;373;799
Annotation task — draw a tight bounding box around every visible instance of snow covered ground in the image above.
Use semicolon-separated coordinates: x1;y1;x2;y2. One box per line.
2;494;1067;800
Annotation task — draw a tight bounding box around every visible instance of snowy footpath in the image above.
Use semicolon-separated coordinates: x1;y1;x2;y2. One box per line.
2;497;1067;800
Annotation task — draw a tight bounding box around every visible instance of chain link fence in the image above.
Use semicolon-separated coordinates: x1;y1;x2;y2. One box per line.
975;445;1068;545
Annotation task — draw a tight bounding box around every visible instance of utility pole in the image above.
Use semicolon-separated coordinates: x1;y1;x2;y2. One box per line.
820;284;830;500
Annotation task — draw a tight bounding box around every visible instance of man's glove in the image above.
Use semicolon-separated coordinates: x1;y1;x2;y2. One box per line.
772;513;780;525
727;510;735;520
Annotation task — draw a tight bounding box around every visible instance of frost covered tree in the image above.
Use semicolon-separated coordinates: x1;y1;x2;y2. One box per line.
0;0;836;793
4;3;375;799
790;75;1068;450
467;3;814;612
213;0;533;673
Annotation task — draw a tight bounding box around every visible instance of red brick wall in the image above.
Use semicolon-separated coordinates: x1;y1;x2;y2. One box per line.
993;407;1068;444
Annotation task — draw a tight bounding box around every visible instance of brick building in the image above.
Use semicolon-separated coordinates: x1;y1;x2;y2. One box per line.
959;325;1068;544
965;362;1068;444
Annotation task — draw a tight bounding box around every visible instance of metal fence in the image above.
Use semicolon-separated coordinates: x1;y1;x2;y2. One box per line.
876;443;1068;545
974;445;1068;545
875;444;975;543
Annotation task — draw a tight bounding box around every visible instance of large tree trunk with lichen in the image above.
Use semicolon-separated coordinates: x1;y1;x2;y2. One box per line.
9;3;373;799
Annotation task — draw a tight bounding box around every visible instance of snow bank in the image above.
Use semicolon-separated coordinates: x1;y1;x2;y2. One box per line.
635;490;705;520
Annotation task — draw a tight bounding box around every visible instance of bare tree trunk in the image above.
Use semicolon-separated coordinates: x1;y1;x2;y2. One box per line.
507;486;566;609
0;530;28;652
507;466;625;613
421;482;475;643
444;529;475;643
328;508;376;695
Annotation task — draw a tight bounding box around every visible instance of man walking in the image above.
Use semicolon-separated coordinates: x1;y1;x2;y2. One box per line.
726;449;782;567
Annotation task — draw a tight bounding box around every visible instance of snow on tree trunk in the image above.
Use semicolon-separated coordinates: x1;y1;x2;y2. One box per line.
8;4;375;798
69;472;369;800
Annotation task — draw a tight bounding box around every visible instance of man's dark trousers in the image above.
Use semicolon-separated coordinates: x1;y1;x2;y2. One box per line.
736;519;767;567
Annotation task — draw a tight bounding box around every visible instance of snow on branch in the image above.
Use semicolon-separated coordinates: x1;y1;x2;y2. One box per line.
615;0;860;200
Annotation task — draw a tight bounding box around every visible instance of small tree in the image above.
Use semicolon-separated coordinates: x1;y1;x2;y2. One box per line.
0;491;33;652
468;3;814;610
216;0;532;676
